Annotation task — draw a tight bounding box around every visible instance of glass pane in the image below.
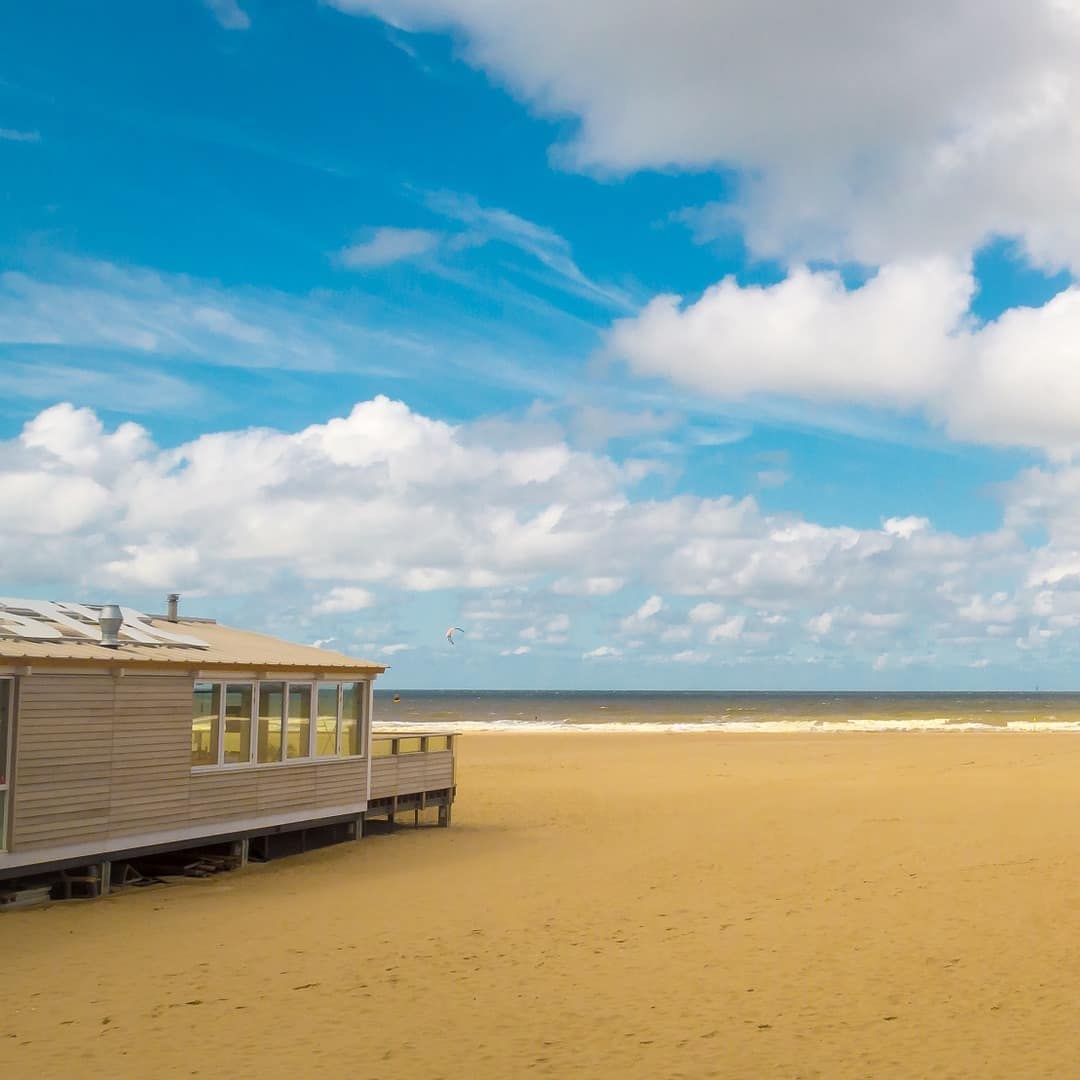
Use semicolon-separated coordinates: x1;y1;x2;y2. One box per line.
316;683;339;757
397;736;423;754
0;679;10;788
426;735;449;752
223;684;253;764
340;682;364;756
371;738;394;758
257;682;285;763
286;684;312;759
191;683;221;766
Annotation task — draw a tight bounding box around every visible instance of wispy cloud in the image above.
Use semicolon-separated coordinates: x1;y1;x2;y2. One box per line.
0;357;202;415
337;193;632;315
0;128;40;143
204;0;250;31
425;191;633;310
0;257;426;374
338;227;442;269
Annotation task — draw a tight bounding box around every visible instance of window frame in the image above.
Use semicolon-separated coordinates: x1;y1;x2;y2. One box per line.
191;677;369;772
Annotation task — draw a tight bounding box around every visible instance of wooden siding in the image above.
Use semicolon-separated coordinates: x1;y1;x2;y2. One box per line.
109;676;191;835
371;750;454;799
10;673;372;855
13;675;114;848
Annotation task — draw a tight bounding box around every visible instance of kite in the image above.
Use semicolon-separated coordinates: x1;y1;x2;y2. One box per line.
446;626;465;645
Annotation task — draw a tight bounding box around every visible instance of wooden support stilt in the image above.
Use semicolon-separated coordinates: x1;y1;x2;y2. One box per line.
99;859;112;897
231;838;249;867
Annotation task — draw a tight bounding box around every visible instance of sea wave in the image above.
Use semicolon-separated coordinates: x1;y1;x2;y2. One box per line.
373;716;1080;734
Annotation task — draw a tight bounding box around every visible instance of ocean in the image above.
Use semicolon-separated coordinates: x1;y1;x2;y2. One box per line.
373;690;1080;733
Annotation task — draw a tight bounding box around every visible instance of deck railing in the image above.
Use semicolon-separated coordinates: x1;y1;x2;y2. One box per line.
371;732;456;756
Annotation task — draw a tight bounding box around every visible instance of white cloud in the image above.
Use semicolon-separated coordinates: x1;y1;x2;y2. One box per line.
339;227;442;269
204;0;250;30
4;395;1074;674
609;260;1080;457
689;602;724;624
334;0;1080;269
520;613;570;644
584;645;621;659
570;406;678;449
312;586;377;614
609;258;968;408
707;615;746;643
957;593;1019;624
619;594;664;632
500;645;531;656
380;642;413;655
671;649;709;664
552;575;624;596
884;517;930;540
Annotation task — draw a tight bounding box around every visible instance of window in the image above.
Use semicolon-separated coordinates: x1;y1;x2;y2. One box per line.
191;683;221;766
257;682;285;763
223;684;253;764
0;679;11;852
192;678;368;769
316;683;339;757
340;682;364;756
286;684;312;759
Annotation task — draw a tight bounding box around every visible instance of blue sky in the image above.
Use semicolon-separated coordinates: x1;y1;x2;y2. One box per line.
5;1;1080;688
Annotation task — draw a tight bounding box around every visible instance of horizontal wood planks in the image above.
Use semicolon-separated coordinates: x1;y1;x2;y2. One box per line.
371;750;454;798
10;674;373;854
14;675;114;847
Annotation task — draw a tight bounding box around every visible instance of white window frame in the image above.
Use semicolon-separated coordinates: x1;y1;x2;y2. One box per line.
192;678;369;772
221;681;256;766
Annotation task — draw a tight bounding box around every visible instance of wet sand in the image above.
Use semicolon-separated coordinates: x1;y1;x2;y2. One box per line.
4;732;1080;1078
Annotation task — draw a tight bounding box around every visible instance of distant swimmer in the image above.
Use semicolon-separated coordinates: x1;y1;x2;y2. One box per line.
393;695;401;703
446;626;465;645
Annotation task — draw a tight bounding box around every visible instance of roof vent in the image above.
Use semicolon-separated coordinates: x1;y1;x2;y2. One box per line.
167;593;180;622
99;604;123;648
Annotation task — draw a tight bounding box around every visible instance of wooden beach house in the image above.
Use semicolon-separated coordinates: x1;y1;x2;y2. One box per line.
0;597;455;901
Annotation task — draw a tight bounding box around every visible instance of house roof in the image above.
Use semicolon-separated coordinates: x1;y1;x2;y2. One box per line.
0;599;385;673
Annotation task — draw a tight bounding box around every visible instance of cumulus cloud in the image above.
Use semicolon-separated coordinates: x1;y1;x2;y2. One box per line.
551;575;624;596
313;586;377;614
619;594;664;633
333;0;1080;268
584;645;621;660
609;259;1080;457
4;395;1077;674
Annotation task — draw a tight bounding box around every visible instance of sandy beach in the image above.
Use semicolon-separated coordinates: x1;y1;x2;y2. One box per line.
4;731;1080;1078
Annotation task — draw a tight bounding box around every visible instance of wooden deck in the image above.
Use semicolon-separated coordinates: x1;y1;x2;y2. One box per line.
368;732;457;827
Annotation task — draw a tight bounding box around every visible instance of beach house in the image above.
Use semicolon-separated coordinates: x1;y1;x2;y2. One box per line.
0;597;455;900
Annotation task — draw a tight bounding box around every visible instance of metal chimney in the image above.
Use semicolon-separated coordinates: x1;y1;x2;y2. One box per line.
166;593;180;622
99;604;123;648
